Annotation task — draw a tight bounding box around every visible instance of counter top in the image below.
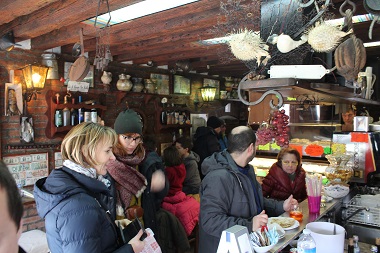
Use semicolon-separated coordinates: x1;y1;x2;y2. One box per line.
270;198;341;252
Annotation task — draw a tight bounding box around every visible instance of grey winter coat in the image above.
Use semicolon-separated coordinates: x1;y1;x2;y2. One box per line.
34;166;133;253
199;150;285;253
182;151;201;194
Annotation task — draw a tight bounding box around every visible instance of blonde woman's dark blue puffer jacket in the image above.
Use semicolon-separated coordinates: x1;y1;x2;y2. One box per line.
34;166;133;253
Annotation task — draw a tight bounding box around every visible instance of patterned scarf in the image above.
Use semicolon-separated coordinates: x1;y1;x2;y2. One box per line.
106;151;147;212
63;160;111;187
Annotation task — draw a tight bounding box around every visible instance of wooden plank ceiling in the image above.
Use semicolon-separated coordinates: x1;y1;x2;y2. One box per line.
0;0;378;78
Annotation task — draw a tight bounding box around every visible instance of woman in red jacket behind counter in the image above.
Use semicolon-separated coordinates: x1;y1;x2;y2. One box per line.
262;147;307;202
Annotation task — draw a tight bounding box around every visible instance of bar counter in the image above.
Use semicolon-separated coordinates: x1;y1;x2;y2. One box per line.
270;197;341;252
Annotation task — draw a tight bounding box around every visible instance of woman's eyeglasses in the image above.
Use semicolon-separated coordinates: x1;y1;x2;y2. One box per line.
282;161;298;166
121;135;142;144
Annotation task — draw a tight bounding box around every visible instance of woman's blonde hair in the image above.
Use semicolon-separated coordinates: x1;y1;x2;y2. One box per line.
61;122;117;168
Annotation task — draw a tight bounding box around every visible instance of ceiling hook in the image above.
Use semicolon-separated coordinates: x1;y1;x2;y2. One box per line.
339;0;356;17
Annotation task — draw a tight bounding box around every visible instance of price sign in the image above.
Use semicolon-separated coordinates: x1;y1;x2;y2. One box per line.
305;144;324;157
67;81;89;92
351;132;368;143
3;153;49;186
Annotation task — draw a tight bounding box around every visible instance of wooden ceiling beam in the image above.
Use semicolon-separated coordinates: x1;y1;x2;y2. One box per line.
0;0;59;26
30;0;222;50
0;0;143;39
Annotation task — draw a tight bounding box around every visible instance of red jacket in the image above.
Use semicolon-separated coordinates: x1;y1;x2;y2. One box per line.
162;191;199;236
261;162;307;202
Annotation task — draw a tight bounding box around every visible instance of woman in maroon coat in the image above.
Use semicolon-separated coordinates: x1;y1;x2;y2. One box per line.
262;147;307;202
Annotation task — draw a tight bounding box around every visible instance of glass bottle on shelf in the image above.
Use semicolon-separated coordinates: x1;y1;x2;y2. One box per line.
91;103;97;123
84;108;91;122
55;110;63;127
62;95;70;127
78;95;84;124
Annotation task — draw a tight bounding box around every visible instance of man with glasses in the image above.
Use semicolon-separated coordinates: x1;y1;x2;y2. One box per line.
199;126;297;253
262;147;307;202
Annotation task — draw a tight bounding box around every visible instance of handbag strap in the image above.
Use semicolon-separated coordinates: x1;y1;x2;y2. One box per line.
94;198;122;245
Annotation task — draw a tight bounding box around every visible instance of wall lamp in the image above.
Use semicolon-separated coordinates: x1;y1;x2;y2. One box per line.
200;85;217;102
193;86;217;111
22;64;49;102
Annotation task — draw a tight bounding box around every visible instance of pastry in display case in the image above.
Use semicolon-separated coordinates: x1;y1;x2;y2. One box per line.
324;154;354;183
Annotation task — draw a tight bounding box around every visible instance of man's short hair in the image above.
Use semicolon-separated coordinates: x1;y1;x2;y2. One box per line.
175;136;193;150
0;161;23;230
143;135;157;152
228;126;256;153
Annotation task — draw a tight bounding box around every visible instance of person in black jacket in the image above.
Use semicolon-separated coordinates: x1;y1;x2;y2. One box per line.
192;116;222;179
140;136;169;235
34;122;144;253
0;161;26;253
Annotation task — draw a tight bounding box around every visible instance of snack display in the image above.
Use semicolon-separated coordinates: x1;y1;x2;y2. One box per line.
324;154;353;183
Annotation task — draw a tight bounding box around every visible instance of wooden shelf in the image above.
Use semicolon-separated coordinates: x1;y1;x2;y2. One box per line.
159;124;192;130
45;90;107;139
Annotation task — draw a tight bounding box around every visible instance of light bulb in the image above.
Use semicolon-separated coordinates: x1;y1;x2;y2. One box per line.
32;73;41;84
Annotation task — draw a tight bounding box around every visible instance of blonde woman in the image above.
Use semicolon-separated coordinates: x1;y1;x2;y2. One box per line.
34;122;145;253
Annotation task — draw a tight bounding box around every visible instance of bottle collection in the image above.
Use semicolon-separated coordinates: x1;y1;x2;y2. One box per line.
54;94;98;127
160;109;190;125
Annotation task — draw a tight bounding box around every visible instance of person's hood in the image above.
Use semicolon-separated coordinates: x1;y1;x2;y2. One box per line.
140;151;163;174
33;167;110;218
193;126;215;139
201;149;235;176
184;151;200;163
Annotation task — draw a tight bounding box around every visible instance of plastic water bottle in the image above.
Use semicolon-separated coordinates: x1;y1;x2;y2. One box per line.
297;229;316;253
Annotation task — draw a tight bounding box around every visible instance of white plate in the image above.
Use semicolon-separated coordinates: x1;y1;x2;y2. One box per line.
268;217;300;231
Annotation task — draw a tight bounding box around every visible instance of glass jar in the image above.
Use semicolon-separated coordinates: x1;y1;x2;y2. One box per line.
325;154;354;183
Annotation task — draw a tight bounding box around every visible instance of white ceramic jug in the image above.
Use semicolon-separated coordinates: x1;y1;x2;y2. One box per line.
101;71;112;85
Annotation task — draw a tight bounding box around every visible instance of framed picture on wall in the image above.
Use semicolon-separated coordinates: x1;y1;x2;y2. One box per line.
64;62;94;87
174;75;191;94
150;73;170;95
203;78;220;99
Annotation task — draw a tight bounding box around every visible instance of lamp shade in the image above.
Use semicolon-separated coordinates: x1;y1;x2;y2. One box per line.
22;65;49;90
200;86;217;102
